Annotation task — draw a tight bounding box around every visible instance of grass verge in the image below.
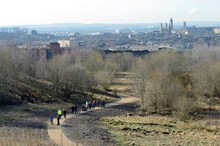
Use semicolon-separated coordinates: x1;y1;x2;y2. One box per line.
102;115;220;146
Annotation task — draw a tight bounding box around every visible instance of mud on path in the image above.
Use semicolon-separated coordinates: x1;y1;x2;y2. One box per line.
48;94;139;146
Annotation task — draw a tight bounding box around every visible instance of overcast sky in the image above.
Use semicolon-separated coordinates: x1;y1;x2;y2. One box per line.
0;0;220;26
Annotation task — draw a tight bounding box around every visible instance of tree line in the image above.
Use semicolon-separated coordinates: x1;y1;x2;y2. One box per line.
0;48;135;104
1;47;219;118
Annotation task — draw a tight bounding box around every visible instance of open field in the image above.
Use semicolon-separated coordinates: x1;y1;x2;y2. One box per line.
102;115;220;146
102;107;220;146
1;66;220;146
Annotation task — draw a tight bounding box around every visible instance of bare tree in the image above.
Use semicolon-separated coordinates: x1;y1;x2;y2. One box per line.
83;51;105;73
134;51;193;114
107;53;136;72
192;48;220;98
60;64;96;98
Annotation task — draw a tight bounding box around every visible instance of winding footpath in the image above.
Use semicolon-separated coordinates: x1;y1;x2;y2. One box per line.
47;94;139;146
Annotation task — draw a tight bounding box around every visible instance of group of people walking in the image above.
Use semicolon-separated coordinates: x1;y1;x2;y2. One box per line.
50;104;77;125
49;99;106;125
81;99;105;111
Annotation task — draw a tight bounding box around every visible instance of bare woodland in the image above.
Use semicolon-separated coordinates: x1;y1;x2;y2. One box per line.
134;49;220;118
0;48;220;118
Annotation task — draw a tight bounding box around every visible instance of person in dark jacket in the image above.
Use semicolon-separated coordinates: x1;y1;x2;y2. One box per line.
102;100;106;107
57;114;60;125
74;105;77;114
71;105;77;114
88;101;92;110
71;106;74;114
63;109;66;118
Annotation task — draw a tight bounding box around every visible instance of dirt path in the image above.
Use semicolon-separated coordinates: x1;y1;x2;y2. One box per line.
47;94;139;146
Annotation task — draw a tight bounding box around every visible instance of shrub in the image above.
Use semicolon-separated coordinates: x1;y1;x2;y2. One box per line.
134;51;195;116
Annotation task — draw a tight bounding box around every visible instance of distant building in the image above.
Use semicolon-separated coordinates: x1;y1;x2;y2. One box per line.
58;39;79;48
1;28;9;33
21;28;29;34
183;21;187;30
169;18;174;31
165;23;168;30
115;29;120;34
119;28;132;33
50;42;61;55
103;49;150;57
0;27;21;33
160;19;174;33
46;49;54;59
11;27;20;33
23;48;47;61
20;42;62;61
160;23;163;32
58;40;71;47
214;28;220;34
31;30;38;35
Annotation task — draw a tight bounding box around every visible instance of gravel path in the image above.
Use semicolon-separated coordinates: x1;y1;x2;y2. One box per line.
62;103;138;146
48;94;139;146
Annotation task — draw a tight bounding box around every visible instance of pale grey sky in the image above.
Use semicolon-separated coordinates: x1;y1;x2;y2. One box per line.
0;0;220;26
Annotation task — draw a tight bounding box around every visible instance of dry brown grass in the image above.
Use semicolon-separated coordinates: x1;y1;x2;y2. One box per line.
0;126;57;146
0;103;74;146
92;93;120;102
108;85;132;93
102;114;220;146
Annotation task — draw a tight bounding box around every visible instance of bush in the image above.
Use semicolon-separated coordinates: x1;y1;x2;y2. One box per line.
173;96;195;119
134;51;195;116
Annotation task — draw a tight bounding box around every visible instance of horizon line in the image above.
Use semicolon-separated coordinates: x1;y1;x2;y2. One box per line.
1;20;220;27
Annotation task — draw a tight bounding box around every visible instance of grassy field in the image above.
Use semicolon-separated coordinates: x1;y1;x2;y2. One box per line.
0;102;73;146
0;126;57;146
101;97;220;146
102;115;220;146
99;72;220;146
105;72;134;94
1;72;219;146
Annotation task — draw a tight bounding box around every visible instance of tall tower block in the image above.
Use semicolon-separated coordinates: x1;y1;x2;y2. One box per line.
183;21;186;30
169;18;173;30
160;23;163;32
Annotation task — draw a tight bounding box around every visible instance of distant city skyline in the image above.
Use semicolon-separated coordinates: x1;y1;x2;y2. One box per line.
1;0;220;26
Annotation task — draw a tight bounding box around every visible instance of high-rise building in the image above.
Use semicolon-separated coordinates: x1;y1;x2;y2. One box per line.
183;21;186;30
165;23;168;30
169;18;173;30
160;23;163;32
